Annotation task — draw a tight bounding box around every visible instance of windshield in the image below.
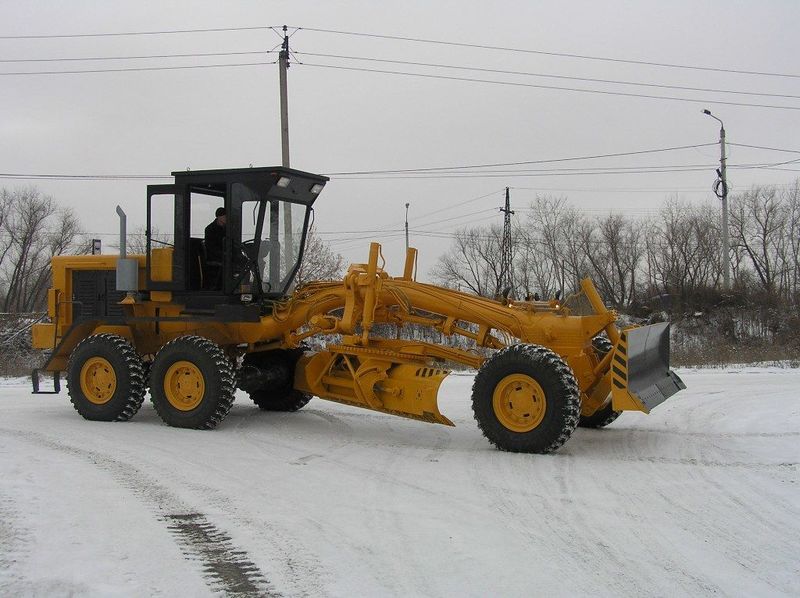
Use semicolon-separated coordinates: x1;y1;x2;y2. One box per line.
235;182;308;296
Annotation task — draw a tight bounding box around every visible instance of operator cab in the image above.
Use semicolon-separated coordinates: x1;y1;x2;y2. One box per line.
146;166;328;318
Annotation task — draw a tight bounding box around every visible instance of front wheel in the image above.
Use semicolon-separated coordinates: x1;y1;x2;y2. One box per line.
240;347;311;412
472;344;580;453
578;336;622;429
149;336;235;429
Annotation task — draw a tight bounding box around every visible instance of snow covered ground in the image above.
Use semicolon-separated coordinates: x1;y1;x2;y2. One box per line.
0;367;797;597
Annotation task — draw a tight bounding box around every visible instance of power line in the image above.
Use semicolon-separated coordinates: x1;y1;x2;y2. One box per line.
0;173;169;180
356;159;800;176
338;189;507;243
0;50;275;63
6;23;795;79
0;153;795;184
0;25;273;40
327;163;799;180
0;166;753;183
0;166;721;182
296;51;800;100
764;167;800;173
413;207;498;230
329;167;716;180
408;189;504;223
732;157;800;171
512;186;708;193
318;195;504;240
301;62;800;111
323;143;716;176
0;60;276;76
0;145;717;181
296;26;800;79
728;143;800;154
18;47;790;100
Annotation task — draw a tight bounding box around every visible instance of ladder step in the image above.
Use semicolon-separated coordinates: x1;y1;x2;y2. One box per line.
32;369;61;394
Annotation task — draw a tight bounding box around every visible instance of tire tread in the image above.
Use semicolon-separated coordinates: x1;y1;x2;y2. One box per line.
472;344;580;454
150;335;235;430
66;333;146;422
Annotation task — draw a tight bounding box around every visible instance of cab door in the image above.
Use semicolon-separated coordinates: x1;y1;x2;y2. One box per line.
146;184;186;292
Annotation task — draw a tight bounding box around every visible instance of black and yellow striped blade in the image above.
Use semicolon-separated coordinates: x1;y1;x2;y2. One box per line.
611;322;686;413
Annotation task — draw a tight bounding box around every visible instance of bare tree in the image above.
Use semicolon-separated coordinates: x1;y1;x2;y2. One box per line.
428;182;800;314
295;226;345;285
730;186;786;296
0;187;83;312
431;224;505;297
783;181;800;303
576;213;643;309
518;196;570;298
125;226;151;255
645;198;721;305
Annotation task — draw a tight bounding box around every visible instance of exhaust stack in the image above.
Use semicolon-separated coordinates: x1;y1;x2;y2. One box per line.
115;205;138;299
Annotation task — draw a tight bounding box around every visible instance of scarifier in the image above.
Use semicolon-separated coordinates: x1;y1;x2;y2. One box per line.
31;166;685;453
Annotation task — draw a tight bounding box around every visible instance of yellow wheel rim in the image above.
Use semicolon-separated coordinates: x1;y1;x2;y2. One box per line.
164;360;205;411
80;357;117;405
492;373;547;432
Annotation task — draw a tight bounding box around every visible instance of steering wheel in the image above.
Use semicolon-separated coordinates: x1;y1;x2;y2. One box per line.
228;239;257;289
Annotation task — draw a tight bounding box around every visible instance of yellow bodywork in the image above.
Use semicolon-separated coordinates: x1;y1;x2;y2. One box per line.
33;242;662;423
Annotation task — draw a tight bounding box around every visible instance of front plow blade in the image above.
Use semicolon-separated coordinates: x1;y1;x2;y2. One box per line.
610;322;686;413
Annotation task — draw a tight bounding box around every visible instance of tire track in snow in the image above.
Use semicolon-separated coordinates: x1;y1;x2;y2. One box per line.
0;489;30;596
165;464;329;598
604;425;795;595
232;404;356;461
0;428;278;597
358;419;431;597
572;452;725;596
464;451;605;594
549;453;664;596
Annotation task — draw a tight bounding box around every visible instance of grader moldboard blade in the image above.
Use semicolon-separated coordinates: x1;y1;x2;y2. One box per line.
610;322;686;413
295;348;455;426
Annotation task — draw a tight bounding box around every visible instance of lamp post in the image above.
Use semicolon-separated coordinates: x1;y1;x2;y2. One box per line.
703;109;730;290
405;202;410;250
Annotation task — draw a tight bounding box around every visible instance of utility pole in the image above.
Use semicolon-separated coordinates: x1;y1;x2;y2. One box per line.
405;202;410;251
279;25;290;167
499;187;514;297
279;25;293;273
703;109;730;290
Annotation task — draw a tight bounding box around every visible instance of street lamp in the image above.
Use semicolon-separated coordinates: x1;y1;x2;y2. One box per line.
703;109;730;291
405;202;410;251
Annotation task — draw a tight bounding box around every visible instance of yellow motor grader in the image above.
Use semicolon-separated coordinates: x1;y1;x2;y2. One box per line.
31;166;684;453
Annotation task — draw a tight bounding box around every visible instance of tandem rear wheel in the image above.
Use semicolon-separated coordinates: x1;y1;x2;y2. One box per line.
149;335;236;429
471;344;581;453
66;333;146;422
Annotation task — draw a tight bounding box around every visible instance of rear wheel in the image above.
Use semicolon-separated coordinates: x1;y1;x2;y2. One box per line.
66;334;146;421
579;336;622;429
149;336;235;429
472;344;580;453
240;348;311;412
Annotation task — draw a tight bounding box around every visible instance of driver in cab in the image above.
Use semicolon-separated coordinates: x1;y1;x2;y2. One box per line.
204;207;226;289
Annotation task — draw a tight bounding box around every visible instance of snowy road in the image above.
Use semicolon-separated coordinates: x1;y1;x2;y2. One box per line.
1;367;798;597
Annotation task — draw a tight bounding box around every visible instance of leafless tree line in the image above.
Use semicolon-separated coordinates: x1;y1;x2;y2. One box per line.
0;187;84;313
2;180;796;318
432;180;800;312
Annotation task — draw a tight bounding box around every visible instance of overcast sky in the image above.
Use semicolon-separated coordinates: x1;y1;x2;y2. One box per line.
2;1;799;276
